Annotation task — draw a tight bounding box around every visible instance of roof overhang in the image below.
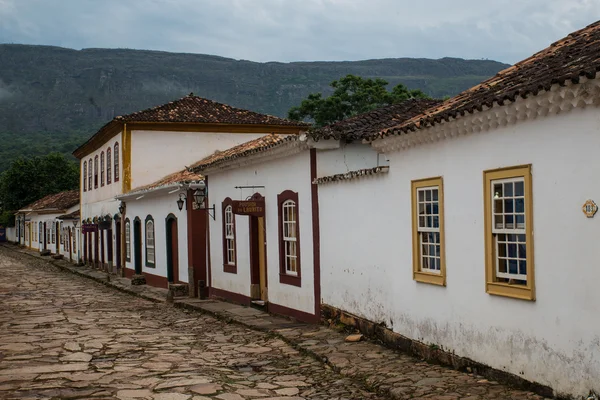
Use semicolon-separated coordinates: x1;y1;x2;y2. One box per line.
116;182;192;201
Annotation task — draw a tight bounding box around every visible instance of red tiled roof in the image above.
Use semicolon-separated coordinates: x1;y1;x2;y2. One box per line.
116;94;310;127
73;94;309;159
21;190;79;212
371;20;600;141
190;134;297;172
308;99;441;141
130;169;203;193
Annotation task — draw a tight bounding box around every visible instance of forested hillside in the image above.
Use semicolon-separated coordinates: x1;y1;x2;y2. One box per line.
0;44;509;170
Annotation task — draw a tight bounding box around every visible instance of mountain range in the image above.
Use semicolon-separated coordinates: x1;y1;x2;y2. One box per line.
0;44;510;170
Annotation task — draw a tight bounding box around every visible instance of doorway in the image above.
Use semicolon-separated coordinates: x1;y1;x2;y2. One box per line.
133;218;142;274
43;222;47;251
249;216;267;302
165;215;179;284
115;220;121;270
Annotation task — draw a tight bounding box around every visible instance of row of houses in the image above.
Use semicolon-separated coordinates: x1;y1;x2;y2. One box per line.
10;21;600;398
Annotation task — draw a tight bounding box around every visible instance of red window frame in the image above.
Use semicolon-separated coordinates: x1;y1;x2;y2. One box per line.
278;190;301;287
100;152;105;187
107;147;112;184
222;198;237;274
114;142;120;182
83;161;87;192
94;155;99;189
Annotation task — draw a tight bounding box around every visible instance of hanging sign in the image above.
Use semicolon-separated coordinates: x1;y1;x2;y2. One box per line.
582;199;598;218
232;199;265;216
82;223;98;233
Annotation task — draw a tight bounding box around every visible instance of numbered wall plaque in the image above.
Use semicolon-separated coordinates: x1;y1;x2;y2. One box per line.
582;199;598;218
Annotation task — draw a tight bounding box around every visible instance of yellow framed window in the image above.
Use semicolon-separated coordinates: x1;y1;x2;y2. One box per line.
411;177;446;286
484;165;535;300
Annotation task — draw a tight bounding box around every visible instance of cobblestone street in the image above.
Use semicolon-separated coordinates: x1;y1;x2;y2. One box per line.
0;247;550;400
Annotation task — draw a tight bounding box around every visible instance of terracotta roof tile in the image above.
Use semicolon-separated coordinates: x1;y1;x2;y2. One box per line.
190;134;297;172
371;20;600;140
116;94;310;127
130;169;203;193
21;190;79;212
308;99;441;141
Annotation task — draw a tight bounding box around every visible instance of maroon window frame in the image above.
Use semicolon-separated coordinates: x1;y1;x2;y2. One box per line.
222;197;237;274
278;190;301;287
107;147;112;184
100;151;105;187
94;155;99;189
88;158;92;190
114;142;120;182
83;161;87;192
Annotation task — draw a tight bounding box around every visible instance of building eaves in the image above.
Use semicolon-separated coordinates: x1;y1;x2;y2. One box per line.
308;99;441;142
369;20;600;141
190;134;300;173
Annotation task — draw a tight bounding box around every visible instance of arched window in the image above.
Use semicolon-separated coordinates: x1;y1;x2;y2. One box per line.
100;152;105;187
59;222;64;245
107;147;112;184
94;155;99;189
88;158;92;190
51;221;56;244
125;219;131;262
278;190;301;286
145;216;155;266
83;161;87;192
221;199;236;273
114;142;120;182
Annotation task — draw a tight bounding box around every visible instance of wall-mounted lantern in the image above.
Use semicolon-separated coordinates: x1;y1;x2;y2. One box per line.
177;193;186;211
118;201;126;215
188;180;215;220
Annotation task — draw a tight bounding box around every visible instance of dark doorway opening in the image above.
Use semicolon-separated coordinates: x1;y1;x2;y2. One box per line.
166;215;179;283
115;220;121;270
133;218;142;274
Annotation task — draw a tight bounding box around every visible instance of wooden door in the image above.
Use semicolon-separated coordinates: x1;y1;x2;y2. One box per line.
166;217;179;283
258;217;267;302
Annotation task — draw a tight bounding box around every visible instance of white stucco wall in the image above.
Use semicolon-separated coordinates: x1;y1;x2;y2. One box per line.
319;107;600;397
208;150;315;315
6;227;16;243
124;192;189;284
316;141;388;178
131;130;266;189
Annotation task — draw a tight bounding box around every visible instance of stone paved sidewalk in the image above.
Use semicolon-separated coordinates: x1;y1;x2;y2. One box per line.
2;244;552;400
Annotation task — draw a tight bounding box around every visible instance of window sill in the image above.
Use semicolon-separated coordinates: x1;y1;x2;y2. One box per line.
279;273;301;287
224;264;237;274
486;282;535;301
414;271;446;286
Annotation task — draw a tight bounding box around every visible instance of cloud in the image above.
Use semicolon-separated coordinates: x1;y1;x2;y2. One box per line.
0;0;598;64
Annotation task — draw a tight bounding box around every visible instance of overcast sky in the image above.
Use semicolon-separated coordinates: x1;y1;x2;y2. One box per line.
0;0;598;64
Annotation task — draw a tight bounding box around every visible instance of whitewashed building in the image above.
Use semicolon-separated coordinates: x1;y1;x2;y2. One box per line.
14;190;80;259
187;97;437;323
115;170;202;289
315;22;600;398
74;94;307;292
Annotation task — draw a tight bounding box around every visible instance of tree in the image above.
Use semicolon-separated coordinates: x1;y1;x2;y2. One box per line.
288;74;430;127
0;153;79;217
